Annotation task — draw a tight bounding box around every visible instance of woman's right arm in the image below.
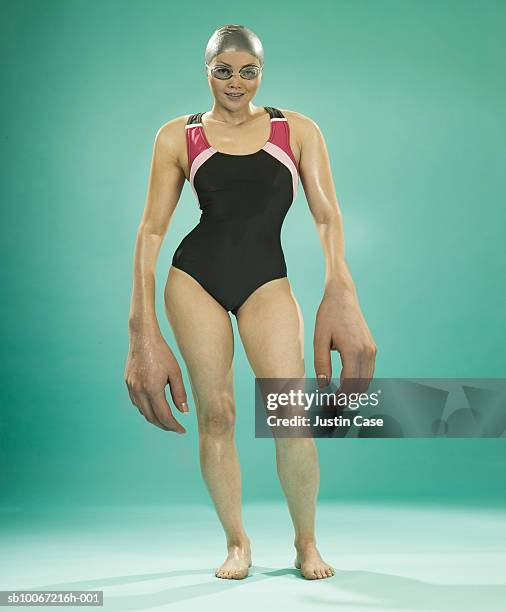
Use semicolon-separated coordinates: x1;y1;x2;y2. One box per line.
124;118;189;434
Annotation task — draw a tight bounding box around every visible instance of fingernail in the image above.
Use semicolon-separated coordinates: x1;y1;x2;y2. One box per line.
317;374;328;388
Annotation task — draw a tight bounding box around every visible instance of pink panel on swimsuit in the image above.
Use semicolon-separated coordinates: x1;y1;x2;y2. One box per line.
189;147;217;207
185;123;210;170
263;142;299;202
269;118;299;171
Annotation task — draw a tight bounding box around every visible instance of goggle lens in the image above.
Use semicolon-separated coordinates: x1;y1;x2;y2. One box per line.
208;65;261;80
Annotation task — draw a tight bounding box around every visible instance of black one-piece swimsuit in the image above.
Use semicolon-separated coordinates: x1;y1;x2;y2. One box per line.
172;106;300;316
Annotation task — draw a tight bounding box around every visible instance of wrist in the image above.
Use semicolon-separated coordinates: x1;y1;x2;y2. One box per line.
128;316;161;336
324;276;355;298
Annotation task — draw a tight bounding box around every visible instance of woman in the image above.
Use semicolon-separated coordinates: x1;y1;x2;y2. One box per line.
125;24;377;580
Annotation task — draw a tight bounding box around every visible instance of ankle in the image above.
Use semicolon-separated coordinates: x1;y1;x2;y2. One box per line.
294;537;316;551
226;534;250;549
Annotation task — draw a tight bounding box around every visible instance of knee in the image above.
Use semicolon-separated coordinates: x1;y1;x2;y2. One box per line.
200;393;235;436
275;436;316;454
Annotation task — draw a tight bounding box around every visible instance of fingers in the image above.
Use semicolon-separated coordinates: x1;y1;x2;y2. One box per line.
126;384;139;409
314;332;332;388
339;344;377;396
126;381;175;432
125;366;189;433
136;390;172;431
126;387;147;420
166;367;189;414
150;389;186;435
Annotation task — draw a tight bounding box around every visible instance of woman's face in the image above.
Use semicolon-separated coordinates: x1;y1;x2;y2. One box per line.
206;51;262;109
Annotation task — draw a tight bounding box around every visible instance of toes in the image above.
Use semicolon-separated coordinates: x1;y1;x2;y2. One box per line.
300;562;335;580
298;555;335;579
319;565;334;578
216;566;249;580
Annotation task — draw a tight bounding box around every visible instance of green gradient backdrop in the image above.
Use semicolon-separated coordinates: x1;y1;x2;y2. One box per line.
1;0;505;508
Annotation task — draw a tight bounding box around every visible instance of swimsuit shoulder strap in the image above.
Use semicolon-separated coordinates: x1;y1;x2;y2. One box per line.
185;113;211;171
186;113;203;125
264;106;298;172
265;106;285;119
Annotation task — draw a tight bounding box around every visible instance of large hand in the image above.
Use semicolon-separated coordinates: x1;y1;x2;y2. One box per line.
314;290;377;395
124;333;189;434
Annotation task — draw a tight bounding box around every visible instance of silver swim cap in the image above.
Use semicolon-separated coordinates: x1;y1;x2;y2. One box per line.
205;24;264;67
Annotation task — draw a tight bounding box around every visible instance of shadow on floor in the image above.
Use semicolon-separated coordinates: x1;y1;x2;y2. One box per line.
25;566;506;611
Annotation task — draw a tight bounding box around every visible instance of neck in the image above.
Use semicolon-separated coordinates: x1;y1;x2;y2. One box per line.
206;102;265;125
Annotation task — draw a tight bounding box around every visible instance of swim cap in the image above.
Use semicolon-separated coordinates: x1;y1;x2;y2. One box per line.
205;24;264;68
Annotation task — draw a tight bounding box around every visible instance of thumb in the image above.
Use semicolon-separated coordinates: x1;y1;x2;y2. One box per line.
167;368;189;413
314;332;332;388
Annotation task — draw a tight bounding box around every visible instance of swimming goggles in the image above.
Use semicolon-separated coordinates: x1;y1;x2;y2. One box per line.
205;63;262;80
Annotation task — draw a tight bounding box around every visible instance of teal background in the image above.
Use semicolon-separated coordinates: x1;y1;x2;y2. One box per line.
1;0;505;510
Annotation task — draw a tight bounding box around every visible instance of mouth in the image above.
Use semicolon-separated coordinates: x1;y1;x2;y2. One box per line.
225;92;244;99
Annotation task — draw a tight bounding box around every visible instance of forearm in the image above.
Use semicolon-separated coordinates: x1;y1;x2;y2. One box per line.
128;224;164;337
314;209;356;298
314;210;376;362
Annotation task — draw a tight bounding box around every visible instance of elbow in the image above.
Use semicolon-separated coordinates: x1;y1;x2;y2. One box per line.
138;221;166;238
313;201;342;227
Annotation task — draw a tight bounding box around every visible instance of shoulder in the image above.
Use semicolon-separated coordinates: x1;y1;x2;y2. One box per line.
278;109;323;139
152;114;193;161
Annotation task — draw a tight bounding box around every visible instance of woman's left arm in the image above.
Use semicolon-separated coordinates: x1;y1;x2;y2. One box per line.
294;112;377;391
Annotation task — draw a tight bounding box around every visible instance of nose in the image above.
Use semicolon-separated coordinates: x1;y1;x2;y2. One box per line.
229;72;242;86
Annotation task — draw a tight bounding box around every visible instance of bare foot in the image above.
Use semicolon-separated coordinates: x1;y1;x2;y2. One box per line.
215;539;252;580
294;542;335;580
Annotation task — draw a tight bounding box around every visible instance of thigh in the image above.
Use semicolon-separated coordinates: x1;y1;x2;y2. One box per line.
164;266;235;422
236;278;305;378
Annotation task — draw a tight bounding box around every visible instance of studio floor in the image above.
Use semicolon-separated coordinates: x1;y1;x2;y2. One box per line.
1;501;505;611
